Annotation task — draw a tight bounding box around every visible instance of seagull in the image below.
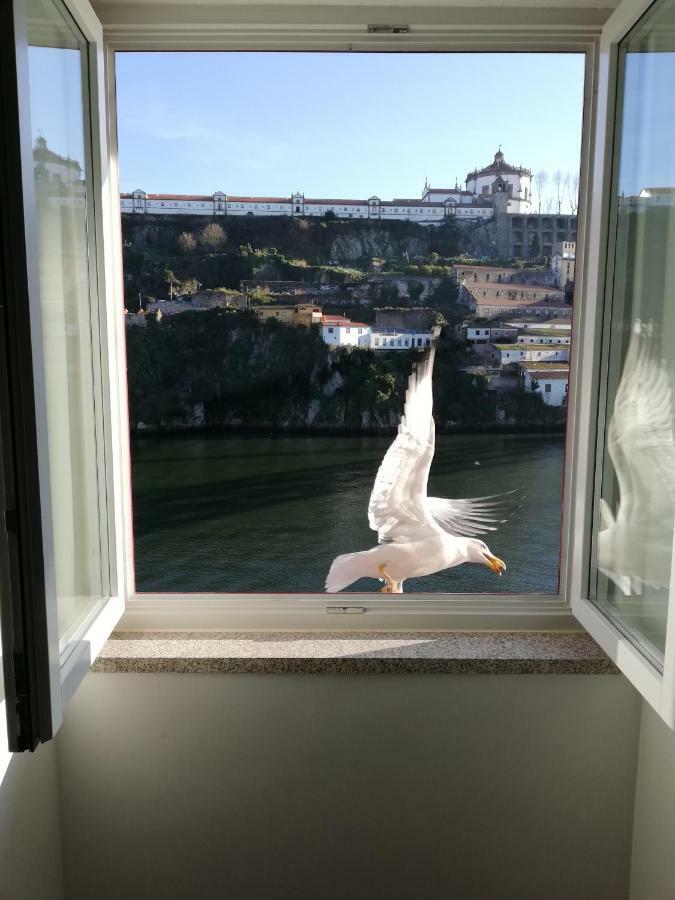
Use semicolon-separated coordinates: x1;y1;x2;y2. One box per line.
325;335;508;594
597;320;675;596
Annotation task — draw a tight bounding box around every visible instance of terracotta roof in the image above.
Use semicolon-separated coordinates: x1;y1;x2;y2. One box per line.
381;200;443;208
225;196;290;203
305;199;367;206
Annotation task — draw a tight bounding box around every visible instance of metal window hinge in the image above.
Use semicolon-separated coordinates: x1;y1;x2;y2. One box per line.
326;606;366;615
367;24;409;34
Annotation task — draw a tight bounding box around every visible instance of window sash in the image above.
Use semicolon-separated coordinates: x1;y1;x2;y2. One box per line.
0;0;125;748
567;0;675;728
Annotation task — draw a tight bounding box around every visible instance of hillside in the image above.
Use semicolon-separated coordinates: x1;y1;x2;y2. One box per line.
125;308;564;433
121;213;461;306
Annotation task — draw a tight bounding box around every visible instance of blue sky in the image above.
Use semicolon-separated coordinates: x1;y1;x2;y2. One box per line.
113;52;585;205
618;52;675;196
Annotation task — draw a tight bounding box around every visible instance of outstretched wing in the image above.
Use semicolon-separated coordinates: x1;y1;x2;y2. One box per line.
426;492;519;538
608;320;675;526
368;344;440;543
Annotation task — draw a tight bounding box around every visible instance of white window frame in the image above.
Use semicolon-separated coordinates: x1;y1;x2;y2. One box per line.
12;0;127;733
99;22;598;633
566;0;675;727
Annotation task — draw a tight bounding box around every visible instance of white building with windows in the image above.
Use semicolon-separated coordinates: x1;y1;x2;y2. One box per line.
520;362;569;406
551;241;576;287
467;325;518;343
321;316;370;347
320;316;432;351
516;329;571;345
490;343;570;365
365;329;433;350
120;149;535;224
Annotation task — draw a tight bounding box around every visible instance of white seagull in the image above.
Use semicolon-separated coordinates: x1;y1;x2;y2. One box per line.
597;319;675;596
325;337;508;594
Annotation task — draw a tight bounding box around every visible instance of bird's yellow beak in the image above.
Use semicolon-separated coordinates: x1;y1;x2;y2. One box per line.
484;553;506;576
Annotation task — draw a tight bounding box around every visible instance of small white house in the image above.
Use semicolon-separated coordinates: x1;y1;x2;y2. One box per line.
521;363;569;406
321;316;370;347
467;326;492;343
467;326;518;344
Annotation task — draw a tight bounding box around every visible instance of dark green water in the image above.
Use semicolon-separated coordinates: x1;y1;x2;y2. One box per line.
131;432;564;594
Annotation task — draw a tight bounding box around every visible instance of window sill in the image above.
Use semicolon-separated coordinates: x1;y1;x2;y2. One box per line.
91;631;617;674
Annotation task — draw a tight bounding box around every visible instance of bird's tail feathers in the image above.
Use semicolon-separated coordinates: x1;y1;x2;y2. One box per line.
325;551;370;593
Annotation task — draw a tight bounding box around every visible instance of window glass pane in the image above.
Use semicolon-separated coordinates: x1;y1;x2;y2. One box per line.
591;0;675;667
116;51;584;595
26;0;107;648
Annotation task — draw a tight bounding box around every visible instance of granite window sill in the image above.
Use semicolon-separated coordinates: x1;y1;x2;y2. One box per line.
92;631;618;675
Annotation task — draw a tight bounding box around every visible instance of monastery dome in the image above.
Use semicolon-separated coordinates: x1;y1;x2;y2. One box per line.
466;149;532;182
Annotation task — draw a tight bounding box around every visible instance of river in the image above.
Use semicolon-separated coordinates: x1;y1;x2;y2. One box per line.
131;432;564;595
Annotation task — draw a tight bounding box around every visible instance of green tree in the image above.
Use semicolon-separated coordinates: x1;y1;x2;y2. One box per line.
529;234;541;258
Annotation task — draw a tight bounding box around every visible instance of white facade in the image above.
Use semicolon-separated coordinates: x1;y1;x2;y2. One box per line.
320;318;432;351
551;241;576;288
321;319;370;347
467;326;518;343
464;150;532;214
120;149;541;224
120;191;448;225
491;343;570;365
521;366;569;406
365;329;433;350
517;332;571;345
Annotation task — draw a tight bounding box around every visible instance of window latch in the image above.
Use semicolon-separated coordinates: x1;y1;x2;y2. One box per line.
326;606;366;615
367;24;409;34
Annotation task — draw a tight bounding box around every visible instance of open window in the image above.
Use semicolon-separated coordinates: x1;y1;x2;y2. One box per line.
0;0;125;750
3;0;675;748
570;0;675;727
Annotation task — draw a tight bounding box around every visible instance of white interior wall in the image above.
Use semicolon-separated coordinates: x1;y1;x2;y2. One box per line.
629;703;675;900
56;672;640;900
0;741;64;900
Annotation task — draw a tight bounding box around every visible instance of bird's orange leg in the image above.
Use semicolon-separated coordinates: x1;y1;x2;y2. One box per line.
378;564;397;593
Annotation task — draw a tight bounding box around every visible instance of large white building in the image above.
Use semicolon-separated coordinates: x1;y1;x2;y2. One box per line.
120;149;533;225
320;316;432;350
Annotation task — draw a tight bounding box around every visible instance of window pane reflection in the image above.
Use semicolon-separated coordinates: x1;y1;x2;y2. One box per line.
592;0;675;666
26;0;107;649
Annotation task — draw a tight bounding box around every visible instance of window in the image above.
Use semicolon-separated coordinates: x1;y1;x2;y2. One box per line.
4;23;632;748
545;383;551;393
590;0;675;670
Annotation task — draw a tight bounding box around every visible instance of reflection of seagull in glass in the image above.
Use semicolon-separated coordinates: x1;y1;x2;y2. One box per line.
598;320;675;595
325;335;508;594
